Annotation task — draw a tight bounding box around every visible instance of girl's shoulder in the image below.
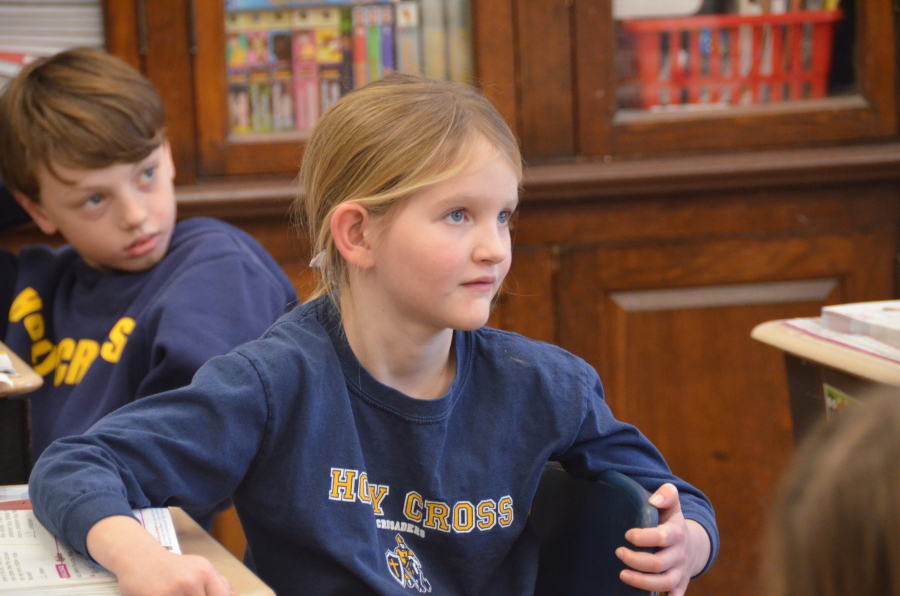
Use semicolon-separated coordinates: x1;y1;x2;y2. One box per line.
471;325;580;358
241;300;331;353
468;326;594;381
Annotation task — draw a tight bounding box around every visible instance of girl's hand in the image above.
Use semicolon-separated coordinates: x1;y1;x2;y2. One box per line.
116;552;236;596
87;515;236;596
614;483;711;596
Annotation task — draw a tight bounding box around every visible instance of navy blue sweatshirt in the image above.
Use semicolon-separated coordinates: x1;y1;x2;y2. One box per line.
31;297;718;596
1;216;297;459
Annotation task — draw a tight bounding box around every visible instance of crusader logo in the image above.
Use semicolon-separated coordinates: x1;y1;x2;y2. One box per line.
385;533;432;592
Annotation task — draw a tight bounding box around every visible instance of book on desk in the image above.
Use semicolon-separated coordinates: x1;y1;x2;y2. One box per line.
0;485;179;595
0;486;275;596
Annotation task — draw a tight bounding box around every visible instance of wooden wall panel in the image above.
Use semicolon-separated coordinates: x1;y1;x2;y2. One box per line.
515;0;575;159
488;247;559;343
605;298;827;596
103;0;141;70
558;226;897;596
516;184;899;246
473;0;518;137
573;0;615;157
141;0;198;184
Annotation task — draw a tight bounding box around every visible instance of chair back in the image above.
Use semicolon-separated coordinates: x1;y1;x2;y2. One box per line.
530;462;659;596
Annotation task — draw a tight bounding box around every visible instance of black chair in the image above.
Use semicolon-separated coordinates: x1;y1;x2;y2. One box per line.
530;462;659;596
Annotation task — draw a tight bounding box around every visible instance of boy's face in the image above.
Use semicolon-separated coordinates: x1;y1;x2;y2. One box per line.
16;144;177;273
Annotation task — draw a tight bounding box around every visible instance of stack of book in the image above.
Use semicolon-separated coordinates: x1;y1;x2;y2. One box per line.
821;300;900;349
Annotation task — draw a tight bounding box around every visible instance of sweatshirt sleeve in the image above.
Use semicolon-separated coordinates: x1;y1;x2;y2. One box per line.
134;248;296;400
29;349;270;559
555;364;720;577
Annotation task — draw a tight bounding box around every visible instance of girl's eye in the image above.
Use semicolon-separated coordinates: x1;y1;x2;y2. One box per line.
498;211;510;225
140;167;155;181
446;209;465;224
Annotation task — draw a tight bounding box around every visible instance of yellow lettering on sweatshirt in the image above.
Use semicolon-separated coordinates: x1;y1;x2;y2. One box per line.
65;339;100;385
100;318;135;363
23;313;45;341
9;288;42;323
53;339;76;387
31;340;57;377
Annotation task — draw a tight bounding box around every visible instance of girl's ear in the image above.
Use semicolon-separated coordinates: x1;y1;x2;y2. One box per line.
13;191;58;236
331;202;375;270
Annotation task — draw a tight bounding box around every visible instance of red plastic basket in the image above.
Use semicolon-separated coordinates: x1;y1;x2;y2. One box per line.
619;10;843;109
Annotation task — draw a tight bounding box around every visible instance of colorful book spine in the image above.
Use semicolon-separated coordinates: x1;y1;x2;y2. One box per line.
380;5;395;74
292;26;319;132
268;11;295;132
226;12;251;135
249;67;273;132
420;0;448;80
313;7;344;114
227;70;251;134
366;7;383;83
394;2;421;74
352;7;368;88
446;0;472;84
339;8;354;93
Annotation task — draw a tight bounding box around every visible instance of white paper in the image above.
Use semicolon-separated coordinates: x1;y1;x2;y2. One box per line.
0;494;179;594
0;353;17;376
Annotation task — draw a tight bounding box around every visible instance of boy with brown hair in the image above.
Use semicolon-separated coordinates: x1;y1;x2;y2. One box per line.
0;49;297;521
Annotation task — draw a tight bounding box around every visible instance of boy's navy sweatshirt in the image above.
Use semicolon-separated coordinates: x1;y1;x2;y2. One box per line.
1;215;297;459
31;297;718;596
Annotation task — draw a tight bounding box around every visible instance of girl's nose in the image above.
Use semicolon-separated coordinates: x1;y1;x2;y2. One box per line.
474;224;510;264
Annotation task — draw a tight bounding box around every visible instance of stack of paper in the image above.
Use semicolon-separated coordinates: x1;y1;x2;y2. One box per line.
822;300;900;349
0;351;18;389
0;486;180;595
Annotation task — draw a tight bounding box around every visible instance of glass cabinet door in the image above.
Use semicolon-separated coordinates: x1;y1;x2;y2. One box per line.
614;0;855;112
573;0;894;158
195;0;472;175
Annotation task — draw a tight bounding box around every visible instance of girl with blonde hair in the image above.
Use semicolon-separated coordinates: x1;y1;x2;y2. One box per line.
30;74;717;596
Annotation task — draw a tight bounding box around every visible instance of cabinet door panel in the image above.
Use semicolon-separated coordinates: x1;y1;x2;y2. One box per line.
603;289;837;596
558;228;897;596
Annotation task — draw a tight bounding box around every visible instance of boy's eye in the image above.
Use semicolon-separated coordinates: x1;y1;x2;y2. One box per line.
84;194;104;208
446;209;465;224
140;167;155;181
498;211;510;225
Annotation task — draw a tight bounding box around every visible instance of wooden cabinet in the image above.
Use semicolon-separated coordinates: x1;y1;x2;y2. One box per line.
2;2;899;595
104;0;898;171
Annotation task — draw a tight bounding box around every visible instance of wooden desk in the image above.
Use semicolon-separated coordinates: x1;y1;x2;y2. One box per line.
0;339;42;397
0;340;40;484
752;319;900;442
171;507;275;596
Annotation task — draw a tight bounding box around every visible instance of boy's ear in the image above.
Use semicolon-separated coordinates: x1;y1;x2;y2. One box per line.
12;191;58;236
331;203;375;270
162;141;176;180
